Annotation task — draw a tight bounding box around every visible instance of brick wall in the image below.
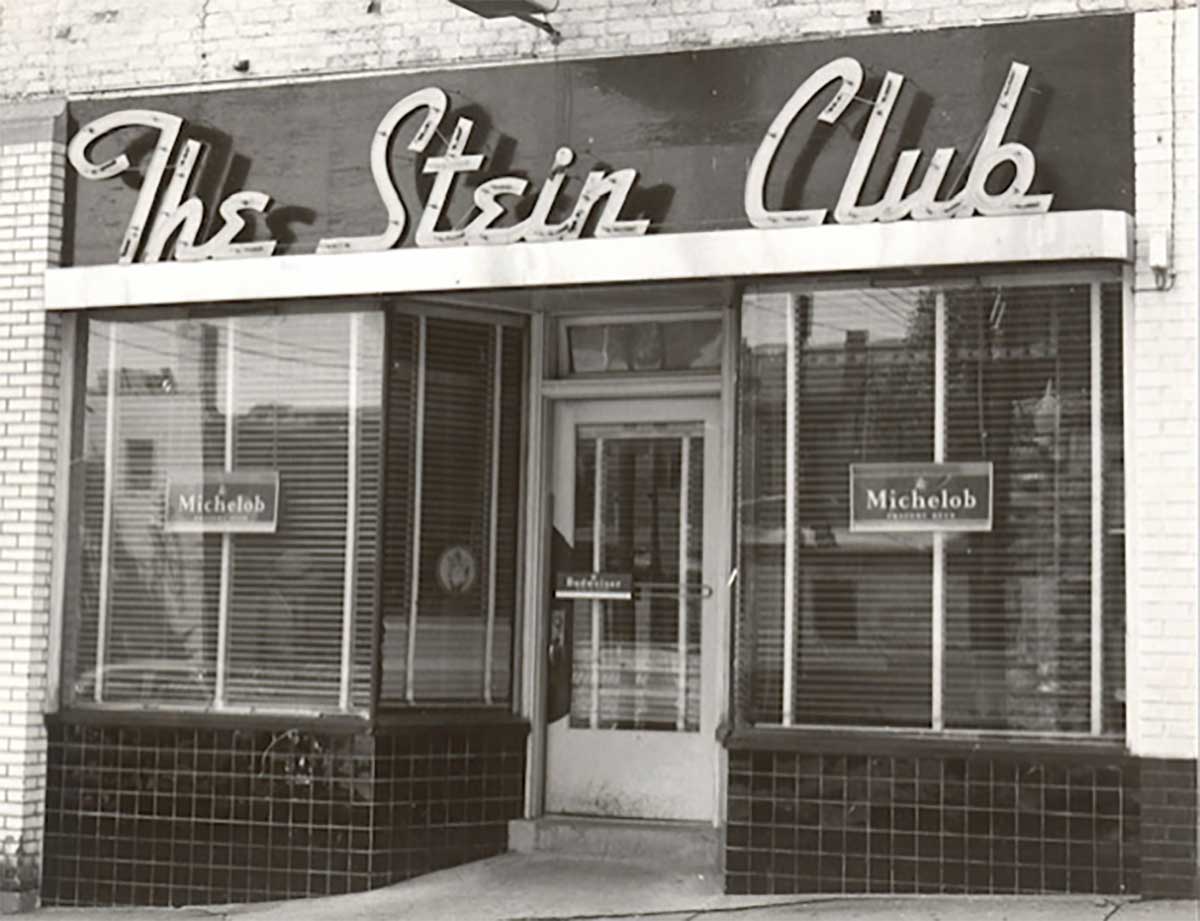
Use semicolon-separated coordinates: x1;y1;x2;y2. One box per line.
0;100;66;912
1139;759;1199;897
0;0;1192;101
1130;6;1198;761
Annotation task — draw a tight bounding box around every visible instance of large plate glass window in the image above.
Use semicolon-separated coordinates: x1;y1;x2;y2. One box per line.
737;278;1125;736
63;304;525;714
67;310;383;711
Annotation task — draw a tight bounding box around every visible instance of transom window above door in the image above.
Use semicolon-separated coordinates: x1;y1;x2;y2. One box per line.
559;315;724;375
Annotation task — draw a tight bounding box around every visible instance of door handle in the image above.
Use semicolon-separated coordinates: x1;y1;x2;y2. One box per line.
633;582;713;600
548;606;567;666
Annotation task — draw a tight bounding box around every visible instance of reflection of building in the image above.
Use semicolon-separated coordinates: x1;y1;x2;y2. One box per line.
0;3;1196;912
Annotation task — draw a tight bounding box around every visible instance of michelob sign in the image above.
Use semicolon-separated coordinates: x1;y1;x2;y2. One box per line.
849;462;993;532
164;470;279;533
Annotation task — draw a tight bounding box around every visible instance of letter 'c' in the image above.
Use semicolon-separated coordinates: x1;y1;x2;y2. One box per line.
744;57;863;229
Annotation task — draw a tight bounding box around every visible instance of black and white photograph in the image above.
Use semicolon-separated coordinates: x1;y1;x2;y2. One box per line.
0;1;1195;918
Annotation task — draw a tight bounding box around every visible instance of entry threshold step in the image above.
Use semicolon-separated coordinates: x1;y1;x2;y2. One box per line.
508;815;719;870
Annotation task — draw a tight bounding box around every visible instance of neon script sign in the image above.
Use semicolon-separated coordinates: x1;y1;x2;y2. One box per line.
67;58;1051;264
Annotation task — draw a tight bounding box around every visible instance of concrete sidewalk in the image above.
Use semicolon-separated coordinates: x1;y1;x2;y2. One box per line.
32;853;1200;921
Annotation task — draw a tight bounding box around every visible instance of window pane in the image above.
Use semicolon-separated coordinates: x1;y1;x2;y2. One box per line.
569;431;702;731
738;278;1124;735
380;315;524;704
739;288;934;727
69;311;382;712
567;319;722;373
944;286;1098;733
224;313;382;708
73;320;222;703
1101;283;1125;734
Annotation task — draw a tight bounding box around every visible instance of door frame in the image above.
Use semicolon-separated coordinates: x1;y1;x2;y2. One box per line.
544;397;722;820
518;307;738;827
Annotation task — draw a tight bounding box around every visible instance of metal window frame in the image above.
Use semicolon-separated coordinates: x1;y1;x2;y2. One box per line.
338;311;362;711
404;316;428;704
80;309;382;717
755;271;1121;739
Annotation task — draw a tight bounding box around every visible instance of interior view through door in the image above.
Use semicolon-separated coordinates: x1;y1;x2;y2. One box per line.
545;398;721;821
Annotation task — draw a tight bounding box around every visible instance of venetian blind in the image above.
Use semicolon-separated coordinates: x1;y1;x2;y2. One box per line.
73;320;223;704
379;311;524;705
224;313;382;708
942;284;1124;733
737;279;1124;734
739;288;935;727
69;311;382;712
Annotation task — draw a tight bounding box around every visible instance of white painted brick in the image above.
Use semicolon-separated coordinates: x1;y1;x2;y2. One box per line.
1131;5;1199;759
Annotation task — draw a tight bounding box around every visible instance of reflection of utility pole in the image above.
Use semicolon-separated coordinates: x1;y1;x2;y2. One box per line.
845;329;868;459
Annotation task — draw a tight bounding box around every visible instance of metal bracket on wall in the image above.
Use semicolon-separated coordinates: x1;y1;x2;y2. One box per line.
446;0;562;42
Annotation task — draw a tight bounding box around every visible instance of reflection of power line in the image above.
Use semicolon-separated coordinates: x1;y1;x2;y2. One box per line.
232;323;350;358
89;327;351;372
858;290;914;328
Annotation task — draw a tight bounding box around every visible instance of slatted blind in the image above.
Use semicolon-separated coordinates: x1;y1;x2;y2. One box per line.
737;279;1125;735
1100;283;1126;733
379;310;524;705
737;306;786;723
493;329;525;703
798;290;934;726
224;313;382;708
943;285;1094;731
75;320;223;703
568;433;703;731
69;311;382;712
379;315;419;702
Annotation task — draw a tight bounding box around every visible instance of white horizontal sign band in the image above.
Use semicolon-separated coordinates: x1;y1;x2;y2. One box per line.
44;210;1131;310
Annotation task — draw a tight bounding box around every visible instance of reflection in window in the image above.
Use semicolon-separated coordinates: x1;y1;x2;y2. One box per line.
740;289;933;726
568;432;703;731
379;315;523;706
737;281;1125;735
566;318;722;374
69;312;382;711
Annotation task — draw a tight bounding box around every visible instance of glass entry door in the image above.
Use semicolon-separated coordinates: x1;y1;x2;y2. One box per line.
546;398;722;821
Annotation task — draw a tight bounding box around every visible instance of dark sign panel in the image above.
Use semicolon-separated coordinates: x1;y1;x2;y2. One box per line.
849;462;993;532
164;470;280;533
64;16;1132;266
555;572;634;601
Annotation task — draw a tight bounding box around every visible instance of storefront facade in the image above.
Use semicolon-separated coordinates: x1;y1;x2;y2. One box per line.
0;2;1195;911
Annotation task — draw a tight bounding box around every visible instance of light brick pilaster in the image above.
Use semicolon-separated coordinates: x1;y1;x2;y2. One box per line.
0;97;66;914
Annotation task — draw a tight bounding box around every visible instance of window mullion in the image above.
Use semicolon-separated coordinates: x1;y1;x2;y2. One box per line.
1090;282;1104;735
94;326;120;704
932;290;947;731
484;325;502;704
590;437;604;729
214;317;235;708
404;317;427;704
782;296;798;727
338;312;361;711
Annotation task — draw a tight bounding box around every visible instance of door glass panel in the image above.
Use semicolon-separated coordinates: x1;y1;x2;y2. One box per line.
570;427;703;731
